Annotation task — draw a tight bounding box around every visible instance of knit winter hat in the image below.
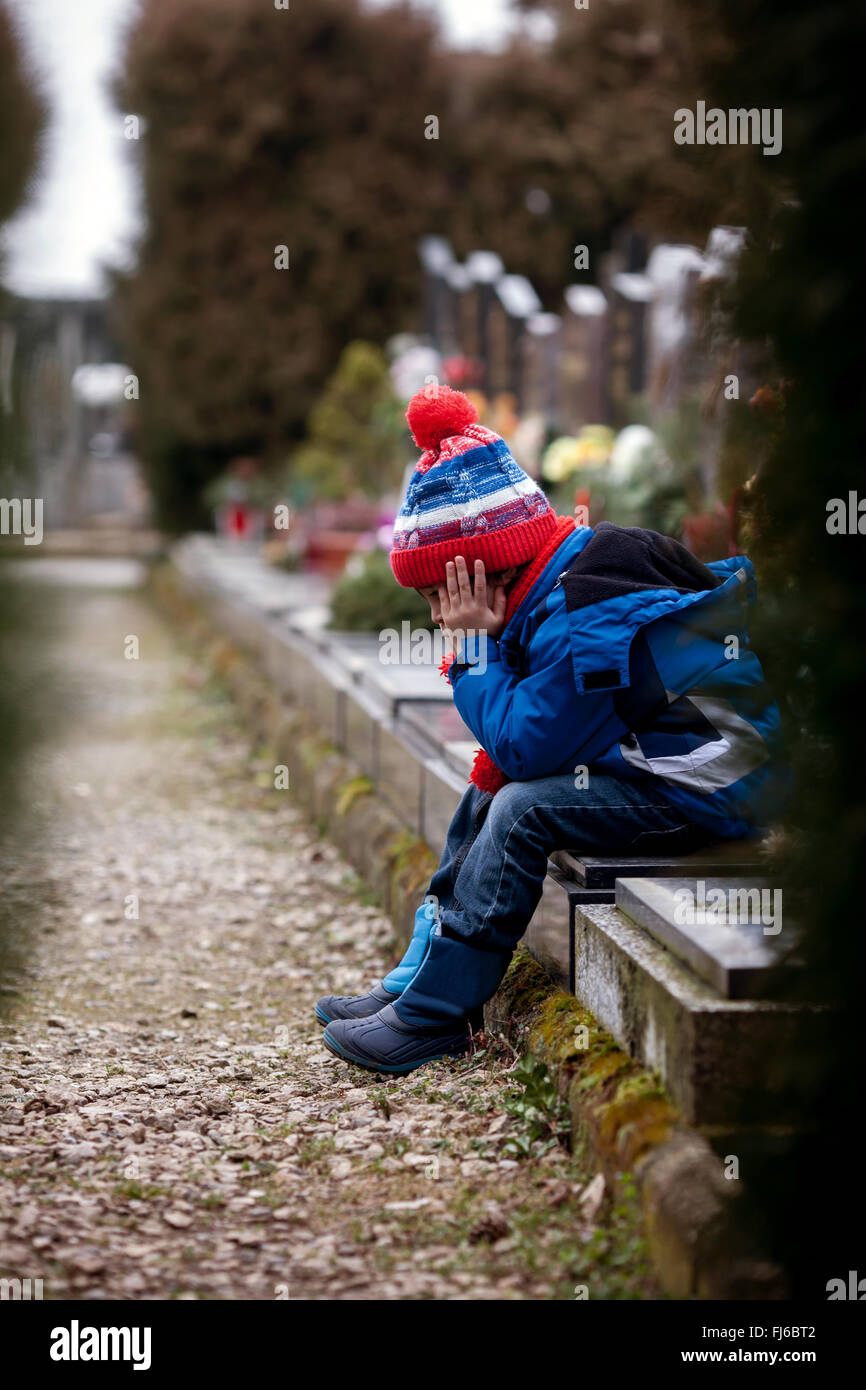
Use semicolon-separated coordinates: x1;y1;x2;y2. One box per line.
390;385;557;588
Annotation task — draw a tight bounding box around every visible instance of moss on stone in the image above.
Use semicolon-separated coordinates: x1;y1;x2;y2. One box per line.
481;947;682;1181
208;638;242;678
335;775;374;817
384;830;435;892
572;1051;632;1093
501;950;553;1014
482;951;552;1043
596;1094;678;1168
299;732;338;775
614;1072;669;1107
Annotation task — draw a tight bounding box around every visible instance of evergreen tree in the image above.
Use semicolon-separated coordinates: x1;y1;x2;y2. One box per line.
114;0;451;526
0;1;43;230
291;341;408;503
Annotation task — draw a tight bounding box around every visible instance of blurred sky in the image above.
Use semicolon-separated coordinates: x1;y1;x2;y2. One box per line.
2;0;545;301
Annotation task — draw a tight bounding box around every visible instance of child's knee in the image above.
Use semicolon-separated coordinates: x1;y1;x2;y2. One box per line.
484;780;540;841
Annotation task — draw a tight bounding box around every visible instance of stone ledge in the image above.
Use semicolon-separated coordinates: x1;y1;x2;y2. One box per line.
571;900;820;1128
1;527;164;558
489;950;787;1299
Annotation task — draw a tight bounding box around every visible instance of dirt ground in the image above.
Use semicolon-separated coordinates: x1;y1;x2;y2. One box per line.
0;567;658;1300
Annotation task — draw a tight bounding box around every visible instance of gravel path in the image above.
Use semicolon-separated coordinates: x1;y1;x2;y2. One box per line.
0;570;657;1301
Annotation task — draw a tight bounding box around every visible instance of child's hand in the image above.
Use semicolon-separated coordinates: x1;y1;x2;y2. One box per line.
438;556;508;646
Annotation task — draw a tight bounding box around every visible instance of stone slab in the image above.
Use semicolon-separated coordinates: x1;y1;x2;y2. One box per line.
228;577;317;616
398;700;474;755
443;741;477;779
519;864;621;994
173;535;330;612
551;838;768;892
523;868;574;991
615;876;796;998
570;900;817;1127
292;652;346;749
377;721;425;833
420;757;466;849
323;632;384;673
342;683;384;780
351;654;454;713
213;594;268;659
262;622;307;702
285;605;332;649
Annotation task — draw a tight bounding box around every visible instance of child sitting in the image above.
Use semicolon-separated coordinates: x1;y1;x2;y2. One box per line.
317;385;784;1074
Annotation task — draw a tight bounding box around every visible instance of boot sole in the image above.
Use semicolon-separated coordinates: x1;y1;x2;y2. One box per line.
322;1027;469;1075
314;1000;398;1027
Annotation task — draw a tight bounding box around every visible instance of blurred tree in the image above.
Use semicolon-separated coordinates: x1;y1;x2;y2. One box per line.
329;547;433;633
291;341;408;503
0;0;45;474
0;1;44;230
115;0;451;528
446;0;769;304
116;0;793;529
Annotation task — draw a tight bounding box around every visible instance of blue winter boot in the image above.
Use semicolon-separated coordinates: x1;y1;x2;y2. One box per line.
322;926;511;1074
314;899;439;1025
322;1004;475;1074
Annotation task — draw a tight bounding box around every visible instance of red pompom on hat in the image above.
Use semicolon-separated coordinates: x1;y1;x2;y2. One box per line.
406;385;478;452
391;382;557;587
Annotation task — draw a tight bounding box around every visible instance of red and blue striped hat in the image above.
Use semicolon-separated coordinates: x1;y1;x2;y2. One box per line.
390;385;556;588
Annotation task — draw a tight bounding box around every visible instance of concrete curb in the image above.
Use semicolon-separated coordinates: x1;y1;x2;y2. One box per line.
488;953;786;1298
151;557;787;1300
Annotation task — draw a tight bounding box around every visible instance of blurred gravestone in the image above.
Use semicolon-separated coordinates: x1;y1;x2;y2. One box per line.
606;269;653;421
463;251;504;385
486;273;542;404
418;235;455;354
523;312;561;420
645;243;706;416
559;285;607;430
447;261;473;361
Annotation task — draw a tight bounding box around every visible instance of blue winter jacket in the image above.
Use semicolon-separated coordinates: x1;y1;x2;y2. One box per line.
448;521;786;839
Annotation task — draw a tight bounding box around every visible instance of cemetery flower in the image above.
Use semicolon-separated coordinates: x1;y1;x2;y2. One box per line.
542;426;616;483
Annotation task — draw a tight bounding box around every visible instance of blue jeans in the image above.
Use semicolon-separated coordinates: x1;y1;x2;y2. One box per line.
425;774;719;955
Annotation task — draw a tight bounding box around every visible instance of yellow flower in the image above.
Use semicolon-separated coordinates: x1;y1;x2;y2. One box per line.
541;426;614;482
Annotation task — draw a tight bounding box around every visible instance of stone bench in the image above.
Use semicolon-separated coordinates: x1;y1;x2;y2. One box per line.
566;894;814;1128
553;838;770;899
526;840;771;994
521;838;816;1128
